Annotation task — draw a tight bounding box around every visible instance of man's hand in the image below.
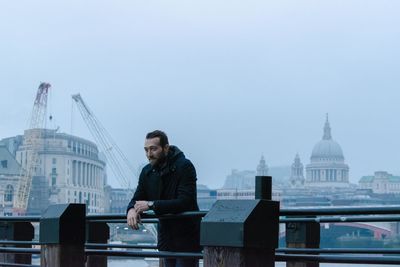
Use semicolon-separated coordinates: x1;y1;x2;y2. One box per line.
134;201;150;213
127;208;141;230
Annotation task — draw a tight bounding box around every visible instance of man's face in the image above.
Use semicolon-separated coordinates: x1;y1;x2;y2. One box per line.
144;137;169;166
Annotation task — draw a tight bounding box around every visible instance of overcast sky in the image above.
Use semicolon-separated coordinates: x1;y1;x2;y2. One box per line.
1;1;400;188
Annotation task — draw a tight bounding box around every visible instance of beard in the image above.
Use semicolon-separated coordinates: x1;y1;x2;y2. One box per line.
149;152;167;167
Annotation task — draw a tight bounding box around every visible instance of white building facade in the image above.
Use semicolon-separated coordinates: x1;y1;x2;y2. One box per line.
11;128;107;213
359;171;400;194
0;144;22;216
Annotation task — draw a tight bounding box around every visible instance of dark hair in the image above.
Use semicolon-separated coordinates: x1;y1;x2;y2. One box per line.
146;130;169;147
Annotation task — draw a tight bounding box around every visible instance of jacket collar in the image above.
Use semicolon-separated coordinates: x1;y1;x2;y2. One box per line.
145;145;182;176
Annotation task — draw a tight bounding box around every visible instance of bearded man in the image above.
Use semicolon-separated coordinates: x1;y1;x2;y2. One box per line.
127;130;201;267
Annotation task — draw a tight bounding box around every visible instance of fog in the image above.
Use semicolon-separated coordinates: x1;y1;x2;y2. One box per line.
1;1;400;188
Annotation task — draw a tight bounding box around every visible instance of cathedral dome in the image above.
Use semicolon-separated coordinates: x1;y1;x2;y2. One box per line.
310;115;344;161
311;139;344;160
306;115;350;188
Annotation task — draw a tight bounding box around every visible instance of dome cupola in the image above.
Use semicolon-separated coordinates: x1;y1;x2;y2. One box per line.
311;114;344;162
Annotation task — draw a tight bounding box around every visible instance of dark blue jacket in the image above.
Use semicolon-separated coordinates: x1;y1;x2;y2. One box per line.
127;146;201;252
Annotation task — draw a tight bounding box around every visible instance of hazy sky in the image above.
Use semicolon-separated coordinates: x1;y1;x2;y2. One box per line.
1;1;400;188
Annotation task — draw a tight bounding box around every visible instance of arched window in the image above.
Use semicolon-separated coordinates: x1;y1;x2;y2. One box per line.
4;185;13;202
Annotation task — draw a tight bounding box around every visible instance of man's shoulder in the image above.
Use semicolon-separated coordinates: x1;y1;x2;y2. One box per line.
173;157;195;171
140;163;153;176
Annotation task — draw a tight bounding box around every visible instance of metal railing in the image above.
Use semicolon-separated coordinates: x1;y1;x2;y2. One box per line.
1;205;400;265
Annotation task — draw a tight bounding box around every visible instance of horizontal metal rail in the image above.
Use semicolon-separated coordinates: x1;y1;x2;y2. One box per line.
280;215;400;223
88;218;159;224
0;216;40;222
1;206;398;223
85;243;157;249
85;249;203;259
276;253;400;265
0;264;39;267
277;248;400;254
0;247;40;254
85;244;400;255
280;206;400;216
89;214;400;224
86;210;207;221
0;241;40;246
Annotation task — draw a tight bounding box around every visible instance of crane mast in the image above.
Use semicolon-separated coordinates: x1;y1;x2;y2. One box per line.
14;83;51;214
72;94;135;189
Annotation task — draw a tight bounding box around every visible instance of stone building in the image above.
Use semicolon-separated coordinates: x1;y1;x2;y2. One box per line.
359;171;400;194
1;128;107;214
0;144;22;216
305;115;350;188
109;187;134;214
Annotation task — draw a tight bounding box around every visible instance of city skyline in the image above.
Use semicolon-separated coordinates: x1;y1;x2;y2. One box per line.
1;1;400;188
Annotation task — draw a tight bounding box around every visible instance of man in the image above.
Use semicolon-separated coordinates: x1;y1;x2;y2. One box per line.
127;130;201;267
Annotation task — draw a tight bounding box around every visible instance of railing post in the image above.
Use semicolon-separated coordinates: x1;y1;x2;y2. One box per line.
40;204;86;267
0;221;34;264
286;221;320;267
201;176;279;267
86;222;109;267
255;175;272;200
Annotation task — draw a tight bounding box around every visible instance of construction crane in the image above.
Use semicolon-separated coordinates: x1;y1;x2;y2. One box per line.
14;82;51;214
72;94;136;189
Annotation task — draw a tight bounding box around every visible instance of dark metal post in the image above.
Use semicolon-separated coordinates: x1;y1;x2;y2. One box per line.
40;204;86;267
0;222;34;264
286;221;320;267
86;222;109;267
201;176;279;267
255;176;272;200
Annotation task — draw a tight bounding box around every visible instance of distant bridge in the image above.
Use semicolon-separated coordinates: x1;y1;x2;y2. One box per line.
280;222;393;240
323;222;392;240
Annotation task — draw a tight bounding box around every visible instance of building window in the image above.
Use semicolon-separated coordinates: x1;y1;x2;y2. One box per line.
52;158;57;164
51;168;57;186
4;185;13;202
1;160;7;168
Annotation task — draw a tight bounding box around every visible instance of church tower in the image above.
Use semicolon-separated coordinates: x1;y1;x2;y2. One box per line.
290;154;305;188
256;155;268;176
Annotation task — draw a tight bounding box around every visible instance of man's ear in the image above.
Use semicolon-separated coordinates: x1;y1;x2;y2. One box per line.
163;144;170;155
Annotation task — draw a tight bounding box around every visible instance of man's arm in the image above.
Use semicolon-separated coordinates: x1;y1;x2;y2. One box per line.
127;170;147;229
153;161;197;215
127;169;147;213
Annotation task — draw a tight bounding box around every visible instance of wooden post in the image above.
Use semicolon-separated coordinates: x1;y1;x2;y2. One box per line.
86;222;109;267
40;204;86;267
286;221;320;267
204;247;274;267
0;222;34;264
201;176;279;267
